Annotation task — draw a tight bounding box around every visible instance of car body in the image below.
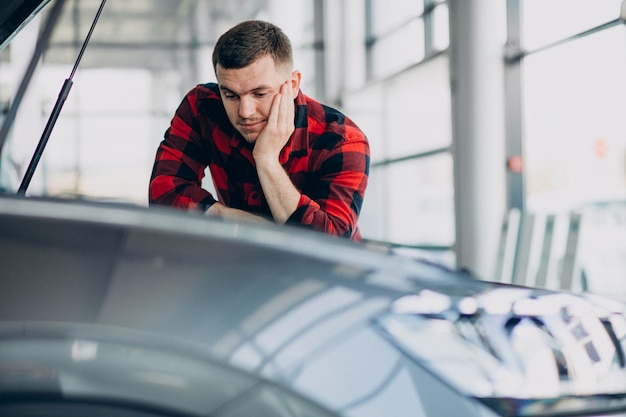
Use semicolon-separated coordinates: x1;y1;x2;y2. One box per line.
3;2;626;416
2;195;626;417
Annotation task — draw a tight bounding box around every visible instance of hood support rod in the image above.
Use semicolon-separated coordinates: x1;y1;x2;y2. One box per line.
17;0;107;195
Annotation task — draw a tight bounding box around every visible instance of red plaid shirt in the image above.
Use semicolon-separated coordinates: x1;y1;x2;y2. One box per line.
149;83;369;240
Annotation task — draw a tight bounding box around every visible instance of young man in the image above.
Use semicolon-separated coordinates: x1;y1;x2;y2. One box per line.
149;20;369;241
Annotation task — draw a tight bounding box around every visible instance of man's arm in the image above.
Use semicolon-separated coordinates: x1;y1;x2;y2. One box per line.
286;137;369;239
149;89;216;211
252;82;301;223
206;202;271;222
151;85;287;224
253;82;369;239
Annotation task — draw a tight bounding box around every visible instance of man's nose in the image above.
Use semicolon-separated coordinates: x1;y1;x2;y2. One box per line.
238;96;255;118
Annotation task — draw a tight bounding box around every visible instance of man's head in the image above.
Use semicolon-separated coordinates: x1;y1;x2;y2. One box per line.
212;20;293;75
212;20;300;144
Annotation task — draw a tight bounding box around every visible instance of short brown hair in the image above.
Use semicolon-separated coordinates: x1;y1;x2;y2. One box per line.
212;20;293;73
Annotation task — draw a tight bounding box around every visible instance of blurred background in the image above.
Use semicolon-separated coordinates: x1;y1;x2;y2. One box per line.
0;0;625;295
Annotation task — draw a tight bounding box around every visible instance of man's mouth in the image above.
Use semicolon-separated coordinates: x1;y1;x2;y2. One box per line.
239;121;264;131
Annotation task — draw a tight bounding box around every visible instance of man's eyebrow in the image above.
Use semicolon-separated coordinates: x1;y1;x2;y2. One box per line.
219;84;274;95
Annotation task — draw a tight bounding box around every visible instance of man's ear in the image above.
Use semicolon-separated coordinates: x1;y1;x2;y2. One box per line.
290;70;302;95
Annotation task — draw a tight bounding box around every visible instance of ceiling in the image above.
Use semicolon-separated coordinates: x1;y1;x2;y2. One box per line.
41;0;267;70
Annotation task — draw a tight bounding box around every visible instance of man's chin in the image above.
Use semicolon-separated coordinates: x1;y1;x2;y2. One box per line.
238;131;259;144
236;121;265;144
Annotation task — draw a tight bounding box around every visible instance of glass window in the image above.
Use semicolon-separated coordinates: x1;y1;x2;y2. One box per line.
340;55;452;164
384;55;451;159
522;25;626;211
360;154;455;249
371;19;425;80
371;0;424;36
432;3;450;51
384;153;455;246
341;84;385;164
297;47;317;97
521;0;623;50
359;165;387;240
368;0;428;80
266;2;317;98
343;55;453;251
39;68;155;203
343;0;368;91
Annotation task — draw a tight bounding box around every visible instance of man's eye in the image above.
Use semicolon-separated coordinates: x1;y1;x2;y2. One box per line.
255;92;267;98
224;94;237;100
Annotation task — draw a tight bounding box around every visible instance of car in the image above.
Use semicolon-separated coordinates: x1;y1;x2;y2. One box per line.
2;194;626;417
3;2;626;417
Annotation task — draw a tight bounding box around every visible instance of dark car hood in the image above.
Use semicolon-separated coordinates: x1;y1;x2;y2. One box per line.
2;195;626;417
0;0;51;52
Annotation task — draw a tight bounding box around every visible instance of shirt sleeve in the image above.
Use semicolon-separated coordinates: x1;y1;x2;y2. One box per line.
285;128;370;240
149;89;216;212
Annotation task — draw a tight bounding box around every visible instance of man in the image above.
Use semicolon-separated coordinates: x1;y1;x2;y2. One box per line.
149;20;369;241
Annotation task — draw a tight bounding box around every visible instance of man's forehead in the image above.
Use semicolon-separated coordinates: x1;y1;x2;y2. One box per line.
218;82;277;95
217;69;288;95
217;55;289;79
217;71;279;92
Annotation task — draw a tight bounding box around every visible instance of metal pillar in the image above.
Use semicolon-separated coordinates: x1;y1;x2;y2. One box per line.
449;0;507;279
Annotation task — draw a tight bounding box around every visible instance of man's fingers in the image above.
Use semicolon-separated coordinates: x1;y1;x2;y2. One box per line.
278;82;294;127
268;92;282;126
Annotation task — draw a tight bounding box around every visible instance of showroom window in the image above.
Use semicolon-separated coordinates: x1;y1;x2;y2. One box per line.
515;0;626;211
338;0;453;264
366;0;449;81
504;0;626;293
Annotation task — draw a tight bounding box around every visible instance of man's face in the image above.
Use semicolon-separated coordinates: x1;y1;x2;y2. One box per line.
216;55;295;144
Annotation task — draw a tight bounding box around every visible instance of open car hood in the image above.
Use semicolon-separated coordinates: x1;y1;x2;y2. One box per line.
3;195;626;417
0;0;51;52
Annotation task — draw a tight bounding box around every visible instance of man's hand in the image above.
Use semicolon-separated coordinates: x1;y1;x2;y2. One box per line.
252;82;295;163
206;202;271;222
252;81;301;224
207;81;302;225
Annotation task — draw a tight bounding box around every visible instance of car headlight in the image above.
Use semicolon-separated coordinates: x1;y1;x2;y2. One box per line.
374;287;626;416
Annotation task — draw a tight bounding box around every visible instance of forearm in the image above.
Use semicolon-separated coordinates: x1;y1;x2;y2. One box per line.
149;142;215;210
254;156;301;224
150;93;213;210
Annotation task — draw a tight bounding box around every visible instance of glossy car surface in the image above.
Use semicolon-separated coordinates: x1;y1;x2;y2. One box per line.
2;195;626;417
4;1;626;415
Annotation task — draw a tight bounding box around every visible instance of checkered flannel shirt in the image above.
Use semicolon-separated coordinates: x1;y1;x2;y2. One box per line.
149;83;370;241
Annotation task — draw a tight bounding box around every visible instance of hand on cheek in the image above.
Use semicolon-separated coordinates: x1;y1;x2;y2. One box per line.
253;82;295;162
